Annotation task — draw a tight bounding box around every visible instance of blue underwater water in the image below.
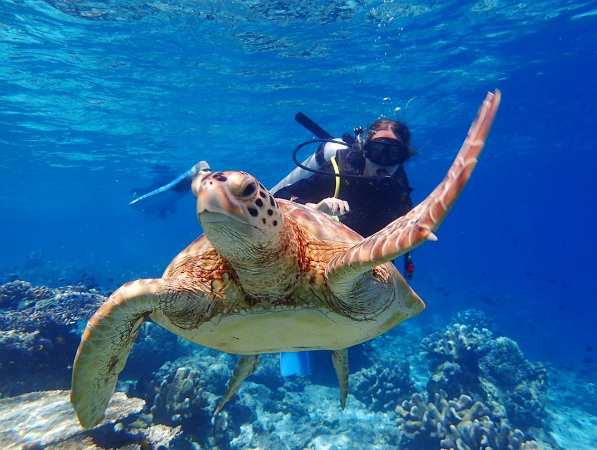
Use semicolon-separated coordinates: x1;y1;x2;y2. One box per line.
1;1;596;449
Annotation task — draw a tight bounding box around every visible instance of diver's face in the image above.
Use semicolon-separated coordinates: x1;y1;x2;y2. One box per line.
362;129;401;177
363;159;400;177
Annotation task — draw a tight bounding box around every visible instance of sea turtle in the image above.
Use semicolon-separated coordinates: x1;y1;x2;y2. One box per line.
71;91;501;428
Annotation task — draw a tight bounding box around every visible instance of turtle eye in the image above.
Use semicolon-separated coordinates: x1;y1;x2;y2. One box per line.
241;182;257;197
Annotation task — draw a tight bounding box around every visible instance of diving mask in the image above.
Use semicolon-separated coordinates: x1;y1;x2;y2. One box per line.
363;138;409;166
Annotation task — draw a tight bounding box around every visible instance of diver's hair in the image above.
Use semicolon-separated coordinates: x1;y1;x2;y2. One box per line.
367;119;415;160
368;119;410;144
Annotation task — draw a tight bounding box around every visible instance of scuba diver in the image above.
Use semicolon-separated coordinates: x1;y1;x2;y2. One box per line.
129;161;210;216
273;116;415;244
128;114;416;379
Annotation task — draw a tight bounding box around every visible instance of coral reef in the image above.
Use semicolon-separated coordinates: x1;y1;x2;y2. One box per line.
0;280;186;396
480;337;547;427
422;323;492;398
0;281;562;449
225;383;400;450
412;314;556;448
0;280;100;326
350;361;414;411
129;350;403;449
0;280;55;307
0;280;105;395
151;361;222;428
422;323;493;369
137;350;247;447
396;390;540;450
421;321;547;430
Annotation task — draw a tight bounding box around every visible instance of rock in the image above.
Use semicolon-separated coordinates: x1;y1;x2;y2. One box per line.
0;390;144;449
0;390;200;449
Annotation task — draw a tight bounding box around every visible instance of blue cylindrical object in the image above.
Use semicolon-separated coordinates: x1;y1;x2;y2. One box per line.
280;351;312;377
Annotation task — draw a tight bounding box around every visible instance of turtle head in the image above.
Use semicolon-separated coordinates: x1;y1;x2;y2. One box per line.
192;171;283;248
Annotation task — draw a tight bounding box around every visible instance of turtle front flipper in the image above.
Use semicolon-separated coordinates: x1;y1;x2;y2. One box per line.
327;90;501;287
332;349;349;408
71;279;168;428
214;355;259;416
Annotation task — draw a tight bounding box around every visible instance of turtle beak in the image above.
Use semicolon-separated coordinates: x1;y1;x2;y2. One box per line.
197;185;244;219
195;173;247;224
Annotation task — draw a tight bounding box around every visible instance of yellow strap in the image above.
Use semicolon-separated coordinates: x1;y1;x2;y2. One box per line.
330;155;341;198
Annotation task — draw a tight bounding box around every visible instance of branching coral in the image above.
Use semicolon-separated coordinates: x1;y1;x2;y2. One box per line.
396;390;540;450
422;324;492;398
421;321;547;431
422;324;492;367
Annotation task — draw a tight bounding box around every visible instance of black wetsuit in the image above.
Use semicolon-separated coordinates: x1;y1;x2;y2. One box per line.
275;147;413;237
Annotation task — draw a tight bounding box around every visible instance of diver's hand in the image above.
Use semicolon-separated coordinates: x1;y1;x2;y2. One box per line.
308;198;350;217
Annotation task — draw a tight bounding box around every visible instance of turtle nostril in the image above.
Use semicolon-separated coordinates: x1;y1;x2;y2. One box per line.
241;182;257;197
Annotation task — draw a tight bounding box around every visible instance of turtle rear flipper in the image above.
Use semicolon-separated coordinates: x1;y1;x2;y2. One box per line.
71;279;166;428
332;349;349;408
214;355;259;416
327;90;501;287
